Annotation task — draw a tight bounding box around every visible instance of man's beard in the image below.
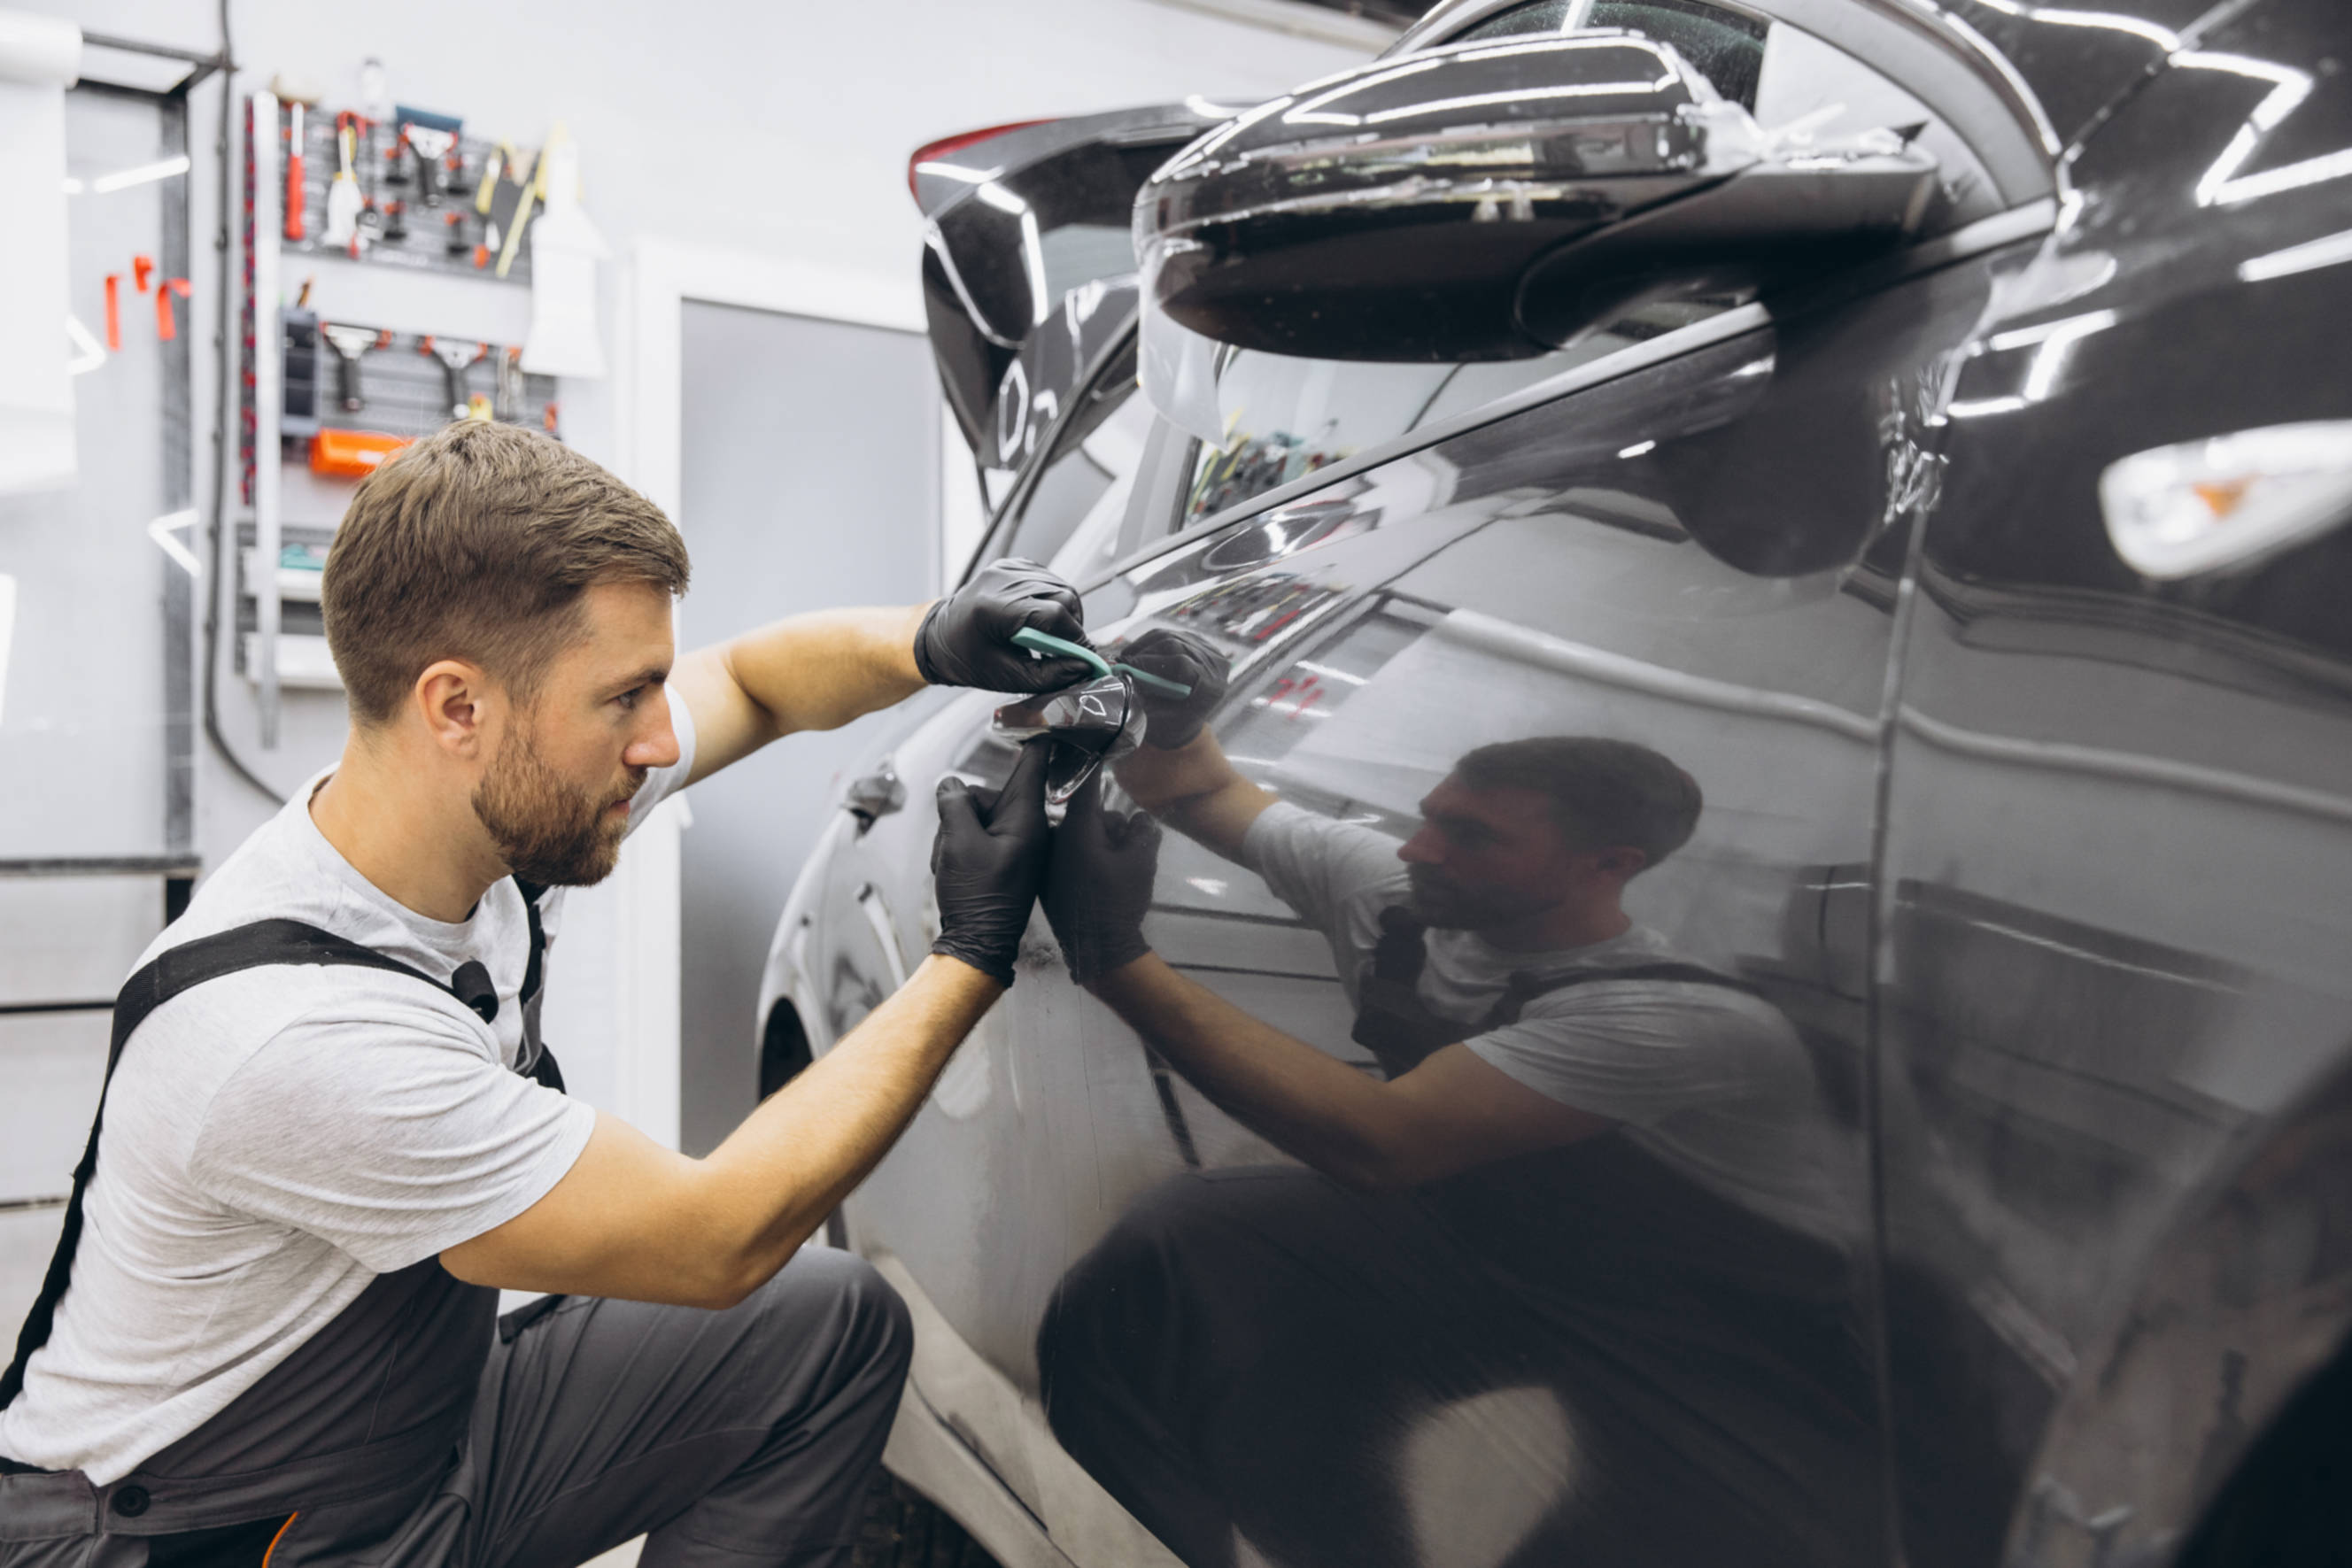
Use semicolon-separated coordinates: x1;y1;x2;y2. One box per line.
472;723;642;887
1405;866;1547;931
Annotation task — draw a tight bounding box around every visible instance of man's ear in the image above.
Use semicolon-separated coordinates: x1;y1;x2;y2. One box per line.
414;660;497;759
1590;846;1650;881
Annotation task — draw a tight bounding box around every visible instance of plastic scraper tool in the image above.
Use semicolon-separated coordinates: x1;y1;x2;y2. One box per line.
1010;627;1193;699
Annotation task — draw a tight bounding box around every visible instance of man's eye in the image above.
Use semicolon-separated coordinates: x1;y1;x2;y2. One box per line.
615;688;641;710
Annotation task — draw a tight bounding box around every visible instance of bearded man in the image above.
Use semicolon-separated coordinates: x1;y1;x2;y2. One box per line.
0;421;1090;1568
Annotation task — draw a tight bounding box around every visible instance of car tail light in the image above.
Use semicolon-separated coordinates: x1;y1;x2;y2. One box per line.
2099;421;2352;579
908;121;1052;202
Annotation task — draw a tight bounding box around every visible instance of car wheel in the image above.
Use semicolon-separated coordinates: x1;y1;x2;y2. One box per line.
2172;1332;2352;1568
760;1000;815;1099
762;1000;851;1250
850;1470;1002;1568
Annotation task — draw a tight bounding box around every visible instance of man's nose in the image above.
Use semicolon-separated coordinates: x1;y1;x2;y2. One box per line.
626;689;683;771
1397;824;1443;865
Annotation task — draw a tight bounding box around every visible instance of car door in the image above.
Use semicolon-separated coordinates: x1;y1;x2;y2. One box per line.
1871;3;2352;1563
1042;210;2038;1564
847;6;2066;1562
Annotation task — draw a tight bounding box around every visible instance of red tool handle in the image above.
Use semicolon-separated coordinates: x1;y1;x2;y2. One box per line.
285;106;306;242
104;274;121;351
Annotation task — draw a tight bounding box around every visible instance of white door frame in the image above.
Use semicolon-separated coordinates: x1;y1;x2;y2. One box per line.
603;238;927;1148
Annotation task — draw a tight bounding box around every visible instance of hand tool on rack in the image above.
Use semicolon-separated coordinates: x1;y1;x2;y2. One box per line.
495;344;524;421
383;199;409;244
475;143;508;216
133;254;155;293
283;102;307;242
320;323;389;413
326;116;363;249
398;105;463;208
421;336;491;421
443;211;471;258
310;429;411;478
104;274;121;350
403;123;453;205
494;145;542;279
281;304;321;438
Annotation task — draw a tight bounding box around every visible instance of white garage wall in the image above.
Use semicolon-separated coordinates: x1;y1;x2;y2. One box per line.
21;0;1367;1130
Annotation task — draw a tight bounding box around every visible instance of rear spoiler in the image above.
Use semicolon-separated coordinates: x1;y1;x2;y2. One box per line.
911;103;1237;454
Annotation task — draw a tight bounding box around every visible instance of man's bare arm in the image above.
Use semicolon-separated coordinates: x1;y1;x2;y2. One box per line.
671;604;932;787
1113;730;1280;863
442;955;998;1308
1091;954;1609;1191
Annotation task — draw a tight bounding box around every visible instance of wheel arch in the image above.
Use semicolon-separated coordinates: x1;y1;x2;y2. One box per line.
2000;1052;2352;1568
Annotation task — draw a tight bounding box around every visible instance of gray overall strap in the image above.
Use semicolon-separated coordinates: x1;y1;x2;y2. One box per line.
0;880;553;1421
1350;904;1757;1078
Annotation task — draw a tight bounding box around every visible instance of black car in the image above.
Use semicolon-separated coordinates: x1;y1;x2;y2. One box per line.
764;2;2352;1564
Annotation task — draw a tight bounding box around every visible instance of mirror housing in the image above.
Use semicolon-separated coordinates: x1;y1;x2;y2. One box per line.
1133;31;1939;363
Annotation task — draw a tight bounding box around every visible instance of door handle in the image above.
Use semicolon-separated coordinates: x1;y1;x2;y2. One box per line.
843;760;907;832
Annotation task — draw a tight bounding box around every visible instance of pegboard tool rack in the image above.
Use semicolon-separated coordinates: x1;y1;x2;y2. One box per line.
277;98;537;282
237;88;558;743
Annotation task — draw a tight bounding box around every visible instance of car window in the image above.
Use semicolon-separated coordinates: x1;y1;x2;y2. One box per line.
1169;295;1737;530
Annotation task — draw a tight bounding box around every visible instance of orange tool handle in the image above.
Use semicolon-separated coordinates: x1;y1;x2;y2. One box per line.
155;278;190;342
104;274;121;350
310;428;411;478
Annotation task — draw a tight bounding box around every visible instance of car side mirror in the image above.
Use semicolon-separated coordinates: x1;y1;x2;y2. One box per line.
991;675;1146;805
1133;29;1939;363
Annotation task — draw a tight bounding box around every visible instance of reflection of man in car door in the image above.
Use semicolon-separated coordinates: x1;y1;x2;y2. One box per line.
1033;630;1873;1568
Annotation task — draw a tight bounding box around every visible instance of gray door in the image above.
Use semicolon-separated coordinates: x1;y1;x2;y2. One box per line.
677;302;935;1155
1;85;192;1335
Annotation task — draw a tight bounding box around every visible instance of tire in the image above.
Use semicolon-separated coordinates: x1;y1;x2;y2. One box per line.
760;1000;815;1099
761;1001;848;1250
2174;1331;2352;1568
849;1470;1002;1568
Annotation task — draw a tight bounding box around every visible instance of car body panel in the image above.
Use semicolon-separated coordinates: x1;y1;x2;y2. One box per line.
1873;0;2352;1561
762;0;2352;1562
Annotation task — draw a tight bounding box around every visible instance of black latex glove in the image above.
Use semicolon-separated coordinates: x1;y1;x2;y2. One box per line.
1113;627;1230;750
930;740;1054;986
1041;772;1162;987
914;558;1095;692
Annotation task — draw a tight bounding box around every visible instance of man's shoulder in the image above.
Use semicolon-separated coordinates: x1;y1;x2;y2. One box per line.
135;805;340;964
1244;802;1409;900
1510;962;1796;1053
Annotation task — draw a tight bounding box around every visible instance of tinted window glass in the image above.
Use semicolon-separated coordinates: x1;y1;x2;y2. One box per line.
1176;296;1735;529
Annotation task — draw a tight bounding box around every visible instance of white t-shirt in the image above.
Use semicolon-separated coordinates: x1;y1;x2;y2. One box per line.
1242;801;1857;1240
0;702;695;1484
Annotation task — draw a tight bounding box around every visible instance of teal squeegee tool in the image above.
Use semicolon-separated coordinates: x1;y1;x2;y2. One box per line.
1010;627;1194;699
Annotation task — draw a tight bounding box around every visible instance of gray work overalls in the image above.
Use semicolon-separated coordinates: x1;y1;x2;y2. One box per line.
0;885;562;1568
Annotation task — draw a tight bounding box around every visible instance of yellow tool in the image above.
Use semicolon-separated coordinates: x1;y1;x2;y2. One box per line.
494;138;546;279
475;142;509;215
324;122;362;249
